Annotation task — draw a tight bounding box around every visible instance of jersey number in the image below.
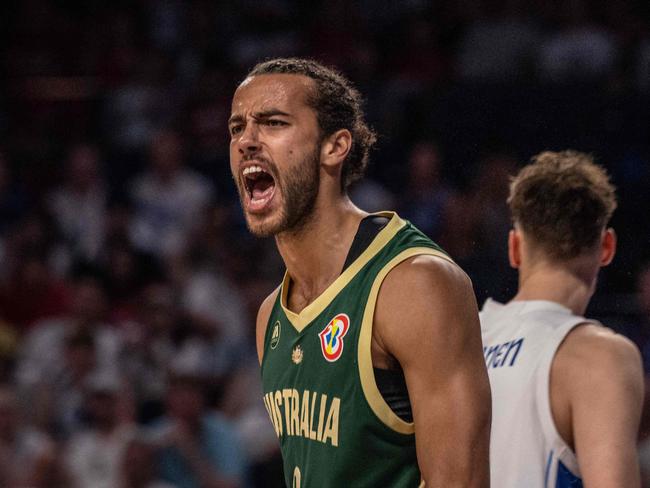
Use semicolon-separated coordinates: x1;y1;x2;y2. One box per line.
292;466;301;488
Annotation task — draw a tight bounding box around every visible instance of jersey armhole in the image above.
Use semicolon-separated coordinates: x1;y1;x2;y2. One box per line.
357;246;455;435
260;286;283;374
535;318;590;477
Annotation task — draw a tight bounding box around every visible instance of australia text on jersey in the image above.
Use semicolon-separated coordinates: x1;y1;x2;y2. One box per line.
483;338;524;369
263;389;341;447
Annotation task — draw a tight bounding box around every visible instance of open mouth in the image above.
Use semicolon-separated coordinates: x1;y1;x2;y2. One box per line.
243;165;276;212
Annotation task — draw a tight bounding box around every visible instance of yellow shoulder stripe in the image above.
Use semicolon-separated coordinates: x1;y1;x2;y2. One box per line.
358;247;455;434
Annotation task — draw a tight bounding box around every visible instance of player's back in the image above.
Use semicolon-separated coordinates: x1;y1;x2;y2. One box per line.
480;298;591;488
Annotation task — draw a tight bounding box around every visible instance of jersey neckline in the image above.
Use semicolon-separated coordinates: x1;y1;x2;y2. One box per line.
280;211;407;333
482;298;574;317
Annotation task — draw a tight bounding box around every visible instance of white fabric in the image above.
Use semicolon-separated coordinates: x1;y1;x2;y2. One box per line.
480;299;592;488
538;27;617;81
15;318;121;388
128;169;214;257
47;185;107;261
65;425;136;488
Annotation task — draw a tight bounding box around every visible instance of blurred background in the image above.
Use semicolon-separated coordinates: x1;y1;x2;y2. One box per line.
0;0;650;486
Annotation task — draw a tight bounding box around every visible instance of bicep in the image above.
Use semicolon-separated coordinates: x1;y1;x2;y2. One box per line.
566;332;643;487
551;325;644;488
376;256;490;485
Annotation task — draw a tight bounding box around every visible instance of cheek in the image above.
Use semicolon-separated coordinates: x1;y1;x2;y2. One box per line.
228;156;238;177
229;140;239;164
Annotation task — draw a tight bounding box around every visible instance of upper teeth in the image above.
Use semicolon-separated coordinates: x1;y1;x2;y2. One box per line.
243;165;265;176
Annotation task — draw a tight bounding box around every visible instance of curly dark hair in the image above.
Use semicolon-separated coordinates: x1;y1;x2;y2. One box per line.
508;150;617;261
246;58;377;191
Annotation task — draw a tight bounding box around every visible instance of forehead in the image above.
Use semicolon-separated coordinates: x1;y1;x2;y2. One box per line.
231;74;315;115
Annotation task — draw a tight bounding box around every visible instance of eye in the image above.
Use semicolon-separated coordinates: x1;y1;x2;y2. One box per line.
229;124;243;136
265;119;288;127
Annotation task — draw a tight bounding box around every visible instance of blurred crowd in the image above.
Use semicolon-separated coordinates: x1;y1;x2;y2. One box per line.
1;0;650;486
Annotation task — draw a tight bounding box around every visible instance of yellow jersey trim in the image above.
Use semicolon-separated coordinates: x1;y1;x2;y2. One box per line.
358;247;456;435
280;211;406;333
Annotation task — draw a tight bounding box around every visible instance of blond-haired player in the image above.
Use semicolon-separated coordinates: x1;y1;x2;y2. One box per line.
481;150;643;487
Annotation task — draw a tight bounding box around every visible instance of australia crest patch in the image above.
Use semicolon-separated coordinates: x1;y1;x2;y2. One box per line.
318;313;350;362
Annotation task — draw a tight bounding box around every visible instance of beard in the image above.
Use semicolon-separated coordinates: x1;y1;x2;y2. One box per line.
238;146;321;238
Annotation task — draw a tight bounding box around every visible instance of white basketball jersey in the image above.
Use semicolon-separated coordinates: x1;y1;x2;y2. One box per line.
480;299;595;488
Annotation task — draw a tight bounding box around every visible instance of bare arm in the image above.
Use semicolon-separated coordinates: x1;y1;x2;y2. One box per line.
375;255;491;487
552;324;643;488
256;288;280;365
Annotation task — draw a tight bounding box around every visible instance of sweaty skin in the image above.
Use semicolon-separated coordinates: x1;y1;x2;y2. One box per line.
232;73;490;487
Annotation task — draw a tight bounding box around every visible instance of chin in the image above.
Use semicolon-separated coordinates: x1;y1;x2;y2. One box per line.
245;213;285;238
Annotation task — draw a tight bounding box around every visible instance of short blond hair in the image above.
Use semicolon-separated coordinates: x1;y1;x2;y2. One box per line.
508;150;617;260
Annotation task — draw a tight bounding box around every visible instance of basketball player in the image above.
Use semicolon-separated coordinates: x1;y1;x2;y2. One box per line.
480;151;643;487
228;58;490;487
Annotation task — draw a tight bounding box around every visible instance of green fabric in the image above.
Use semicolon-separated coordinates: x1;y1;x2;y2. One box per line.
261;216;446;487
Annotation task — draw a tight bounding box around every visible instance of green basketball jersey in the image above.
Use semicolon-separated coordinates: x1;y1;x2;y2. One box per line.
261;212;452;488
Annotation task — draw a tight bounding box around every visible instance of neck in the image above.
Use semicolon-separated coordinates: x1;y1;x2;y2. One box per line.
276;195;366;310
512;261;597;316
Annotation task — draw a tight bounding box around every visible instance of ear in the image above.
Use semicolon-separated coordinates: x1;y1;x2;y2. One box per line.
599;228;616;267
508;228;521;269
320;129;352;169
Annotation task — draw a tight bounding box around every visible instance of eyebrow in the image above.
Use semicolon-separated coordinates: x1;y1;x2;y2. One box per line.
228;109;291;125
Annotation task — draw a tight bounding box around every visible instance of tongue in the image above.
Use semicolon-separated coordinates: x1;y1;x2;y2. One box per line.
251;177;274;200
252;185;273;200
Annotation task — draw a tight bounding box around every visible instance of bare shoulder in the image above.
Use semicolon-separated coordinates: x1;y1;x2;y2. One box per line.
552;323;643;485
256;286;281;365
373;253;490;485
379;253;473;307
375;253;479;363
557;323;642;376
554;323;644;404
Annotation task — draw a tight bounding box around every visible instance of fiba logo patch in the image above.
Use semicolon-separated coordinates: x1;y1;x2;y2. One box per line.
270;321;281;349
318;313;350;362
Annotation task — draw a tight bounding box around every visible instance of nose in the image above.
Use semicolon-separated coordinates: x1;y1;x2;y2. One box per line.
238;121;260;156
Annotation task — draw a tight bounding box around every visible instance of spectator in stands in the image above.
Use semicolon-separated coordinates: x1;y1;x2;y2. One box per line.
151;373;247;488
103;237;158;324
0;384;62;487
47;143;107;266
120;281;181;423
64;370;136;488
399;141;454;240
185;70;232;188
0;217;70;330
219;364;281;488
176;207;252;366
119;436;174;488
31;329;98;438
103;49;173;154
538;0;618;82
128;129;214;258
438;150;517;302
15;267;121;436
